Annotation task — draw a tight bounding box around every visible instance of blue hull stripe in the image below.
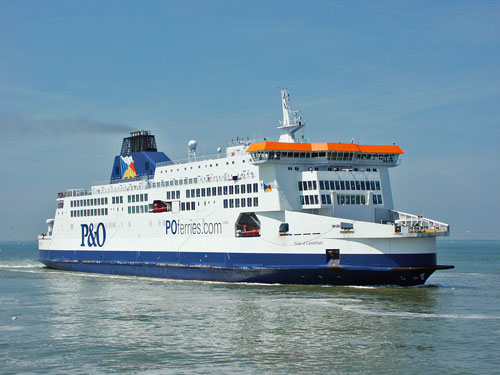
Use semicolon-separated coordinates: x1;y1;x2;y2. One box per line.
39;250;436;268
38;250;442;286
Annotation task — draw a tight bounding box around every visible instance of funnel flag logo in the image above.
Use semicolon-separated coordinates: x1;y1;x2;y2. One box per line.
264;183;272;192
120;156;137;179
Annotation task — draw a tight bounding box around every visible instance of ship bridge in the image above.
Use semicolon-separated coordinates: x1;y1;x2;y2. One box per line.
246;141;403;167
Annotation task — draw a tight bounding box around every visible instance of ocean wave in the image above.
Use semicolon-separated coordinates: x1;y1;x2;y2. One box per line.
338;304;500;320
0;264;45;269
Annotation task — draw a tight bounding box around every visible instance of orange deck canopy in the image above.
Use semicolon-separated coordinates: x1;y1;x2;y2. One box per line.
246;142;404;154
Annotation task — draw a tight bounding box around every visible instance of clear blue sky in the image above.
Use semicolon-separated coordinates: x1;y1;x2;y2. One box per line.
1;0;499;240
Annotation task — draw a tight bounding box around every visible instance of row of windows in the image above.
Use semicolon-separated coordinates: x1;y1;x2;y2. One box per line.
300;195;319;205
299;180;381;192
336;194;383;205
252;150;397;163
70;208;109;217
223;197;259;209
181;202;197;211
152;178;197;188
186;183;259;198
299;193;384;206
70;197;108;208
128;205;149;214
166;191;181;200
128;193;149;203
112;196;124;204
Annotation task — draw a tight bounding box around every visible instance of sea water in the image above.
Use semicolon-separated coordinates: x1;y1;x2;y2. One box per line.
1;240;499;374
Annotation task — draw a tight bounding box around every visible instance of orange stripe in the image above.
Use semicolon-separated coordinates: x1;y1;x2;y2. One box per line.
246;142;404;154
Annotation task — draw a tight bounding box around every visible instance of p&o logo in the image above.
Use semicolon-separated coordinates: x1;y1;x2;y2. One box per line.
81;223;106;247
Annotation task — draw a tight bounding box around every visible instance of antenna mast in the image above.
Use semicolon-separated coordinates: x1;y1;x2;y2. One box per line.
277;88;305;143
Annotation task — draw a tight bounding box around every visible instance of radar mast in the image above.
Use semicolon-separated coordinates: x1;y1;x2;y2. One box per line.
277;89;305;143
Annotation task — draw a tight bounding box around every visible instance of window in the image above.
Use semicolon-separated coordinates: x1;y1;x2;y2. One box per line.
340;181;345;190
181;202;185;211
247;197;252;207
212;187;217;196
376;181;381;190
350;181;355;190
345;181;350;191
361;195;366;205
361;181;366;190
196;188;201;197
355;181;360;190
326;195;332;204
314;195;318;204
321;195;326;204
176;191;180;199
223;186;228;195
206;188;211;197
229;199;234;208
253;183;258;193
112;197;116;204
241;198;246;207
356;195;361;205
167;192;171;199
312;181;317;190
223;199;228;208
377;195;383;205
120;196;123;204
241;184;246;194
307;181;313;190
253;197;258;207
191;202;195;210
186;190;190;198
229;186;234;195
132;195;136;203
320;180;325;190
373;195;377;204
235;199;240;208
201;188;206;197
305;196;310;205
235;185;240;194
300;196;304;205
128;195;131;203
298;181;303;191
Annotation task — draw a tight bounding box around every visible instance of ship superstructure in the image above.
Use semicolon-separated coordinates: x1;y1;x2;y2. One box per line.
38;90;452;286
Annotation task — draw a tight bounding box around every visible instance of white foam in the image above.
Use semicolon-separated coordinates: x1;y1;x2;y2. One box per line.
338;304;500;320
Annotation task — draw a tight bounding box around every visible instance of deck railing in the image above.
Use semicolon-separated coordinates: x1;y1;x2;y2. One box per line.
390;210;449;235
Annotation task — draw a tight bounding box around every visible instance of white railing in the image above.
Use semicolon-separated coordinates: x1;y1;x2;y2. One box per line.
390;210;449;235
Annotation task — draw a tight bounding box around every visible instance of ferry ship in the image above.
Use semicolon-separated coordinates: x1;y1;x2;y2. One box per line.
38;90;453;286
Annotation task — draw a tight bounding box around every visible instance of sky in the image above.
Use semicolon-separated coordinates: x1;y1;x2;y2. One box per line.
1;0;499;240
